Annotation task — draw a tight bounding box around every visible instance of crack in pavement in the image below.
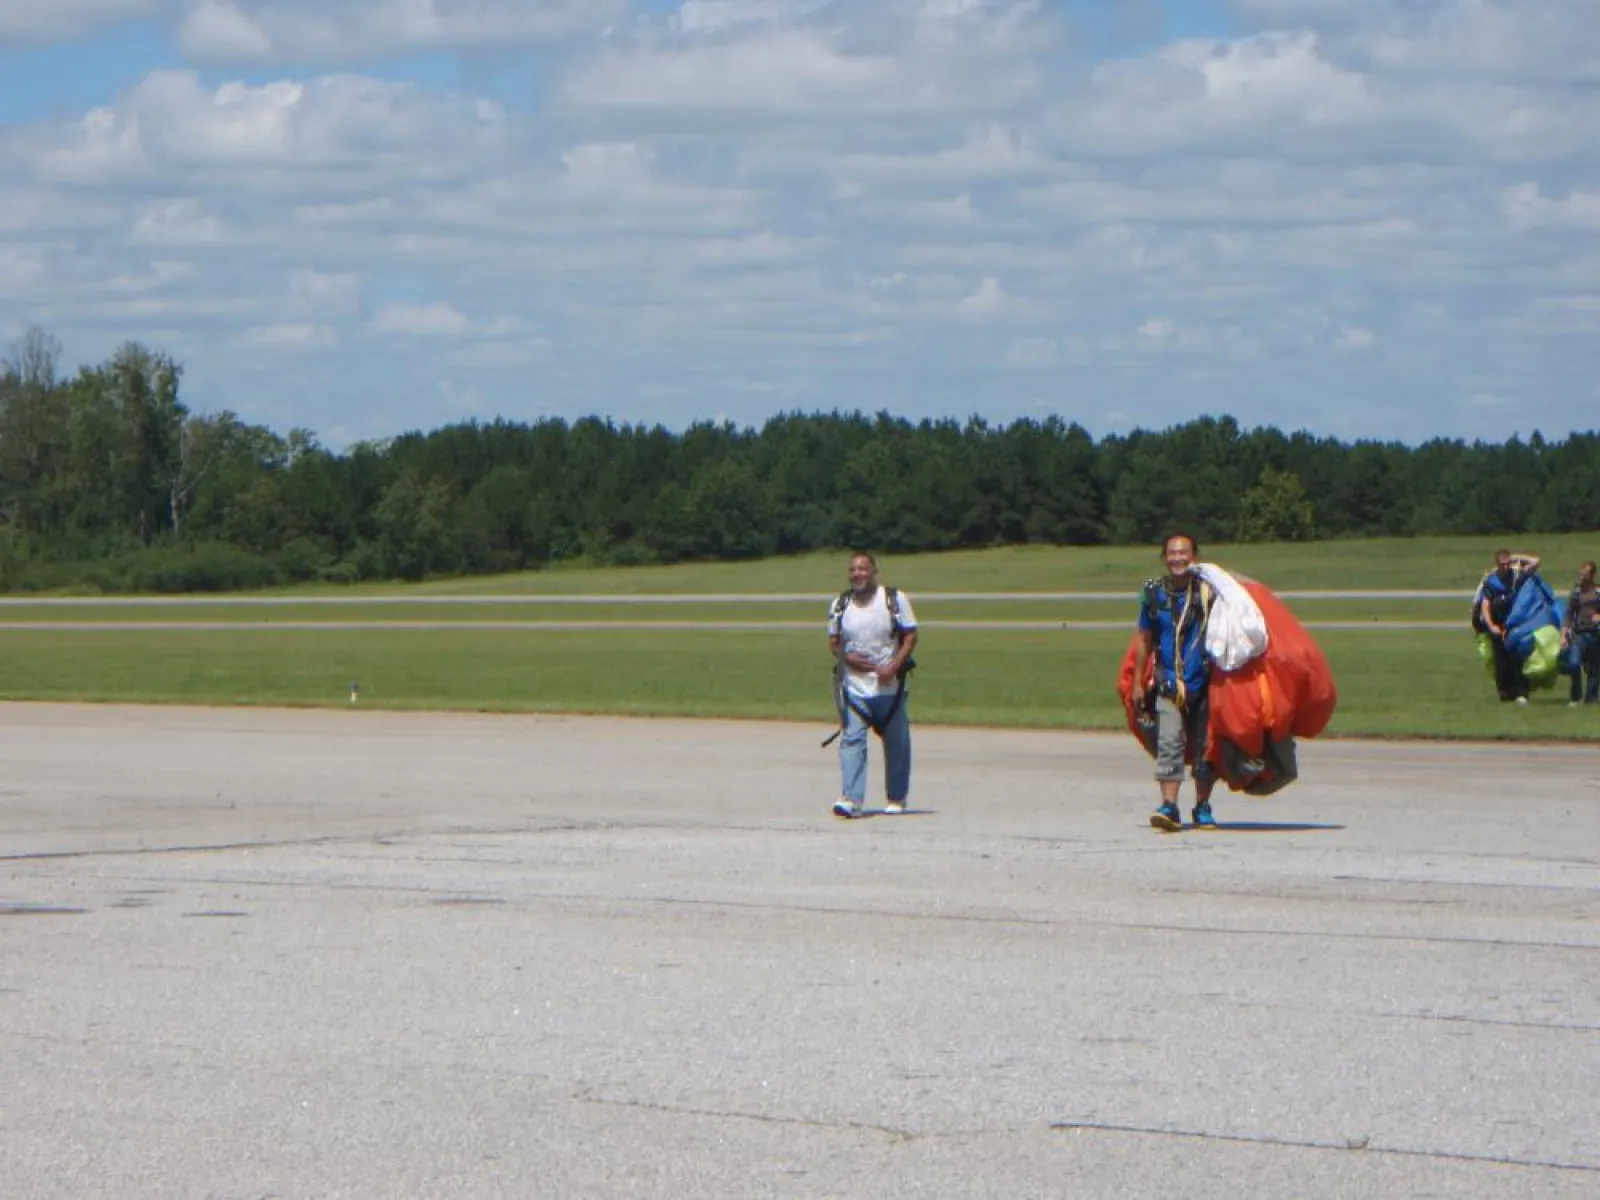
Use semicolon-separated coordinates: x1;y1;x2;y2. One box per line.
0;821;605;863
572;1090;918;1142
8;860;1600;955
1050;1120;1600;1175
1223;998;1600;1036
539;1095;1600;1177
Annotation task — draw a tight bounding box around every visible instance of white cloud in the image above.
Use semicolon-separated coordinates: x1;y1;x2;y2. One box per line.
1500;294;1600;338
954;276;1007;319
1336;323;1377;351
1000;335;1091;369
1504;182;1600;231
130;197;226;245
0;0;167;46
240;321;338;348
367;301;472;337
2;0;1596;444
178;0;621;65
33;70;510;187
1051;23;1600;164
675;0;833;36
560;0;1049;124
1054;32;1382;158
1349;1;1599;84
180;0;272;59
0;250;48;298
287;269;362;317
438;378;487;414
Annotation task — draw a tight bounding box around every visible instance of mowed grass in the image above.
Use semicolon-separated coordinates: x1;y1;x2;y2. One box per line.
2;626;1593;742
0;598;1465;623
258;534;1595;597
34;534;1587;603
6;536;1593;739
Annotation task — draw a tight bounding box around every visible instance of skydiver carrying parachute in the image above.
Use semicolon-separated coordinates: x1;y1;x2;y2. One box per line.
1472;549;1560;703
1119;533;1339;831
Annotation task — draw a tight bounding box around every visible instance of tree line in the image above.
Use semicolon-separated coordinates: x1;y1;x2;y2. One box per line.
2;328;1596;592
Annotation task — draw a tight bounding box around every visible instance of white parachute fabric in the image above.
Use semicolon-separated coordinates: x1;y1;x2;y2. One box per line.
1194;562;1269;672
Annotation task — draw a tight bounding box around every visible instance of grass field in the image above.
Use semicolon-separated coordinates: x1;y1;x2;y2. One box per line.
249;534;1589;596
0;598;1465;623
6;536;1594;740
29;534;1578;601
0;625;1591;742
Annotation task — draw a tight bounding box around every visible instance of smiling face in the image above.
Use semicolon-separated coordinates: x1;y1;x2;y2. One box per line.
848;553;878;595
1163;535;1196;579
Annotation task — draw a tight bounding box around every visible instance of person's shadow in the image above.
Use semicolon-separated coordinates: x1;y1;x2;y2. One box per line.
849;808;938;819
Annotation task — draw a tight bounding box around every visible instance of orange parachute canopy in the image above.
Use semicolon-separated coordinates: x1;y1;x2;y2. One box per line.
1116;575;1338;795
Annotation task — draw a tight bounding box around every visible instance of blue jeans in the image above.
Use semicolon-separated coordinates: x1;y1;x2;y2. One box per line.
1571;630;1600;702
838;692;911;806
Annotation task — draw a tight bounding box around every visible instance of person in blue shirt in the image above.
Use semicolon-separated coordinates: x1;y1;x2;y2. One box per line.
1478;548;1541;703
1131;532;1218;831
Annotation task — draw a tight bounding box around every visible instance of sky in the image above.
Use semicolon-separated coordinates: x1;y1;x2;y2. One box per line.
1;0;1597;450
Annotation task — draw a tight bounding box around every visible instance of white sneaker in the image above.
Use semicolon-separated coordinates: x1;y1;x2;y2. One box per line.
832;798;861;819
884;800;907;814
1515;696;1529;705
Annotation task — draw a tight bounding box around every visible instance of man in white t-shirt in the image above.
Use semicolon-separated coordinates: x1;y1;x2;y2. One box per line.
826;551;918;818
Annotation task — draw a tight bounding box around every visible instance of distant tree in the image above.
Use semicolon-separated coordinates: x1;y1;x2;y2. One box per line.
1236;467;1316;542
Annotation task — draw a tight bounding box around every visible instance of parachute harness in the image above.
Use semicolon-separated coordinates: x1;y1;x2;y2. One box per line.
1167;576;1211;712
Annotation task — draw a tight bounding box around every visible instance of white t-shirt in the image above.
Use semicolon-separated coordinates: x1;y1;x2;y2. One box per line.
827;586;918;698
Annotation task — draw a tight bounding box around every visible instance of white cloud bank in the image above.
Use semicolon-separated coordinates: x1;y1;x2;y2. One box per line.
1;0;1596;444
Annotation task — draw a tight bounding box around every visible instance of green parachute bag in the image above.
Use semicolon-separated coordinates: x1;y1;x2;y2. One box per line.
1523;624;1562;688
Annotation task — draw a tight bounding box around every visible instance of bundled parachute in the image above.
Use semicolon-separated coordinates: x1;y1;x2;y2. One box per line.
1117;565;1338;796
1472;571;1563;687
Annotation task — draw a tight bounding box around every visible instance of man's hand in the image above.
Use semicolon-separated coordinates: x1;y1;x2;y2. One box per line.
1131;681;1146;708
875;661;901;684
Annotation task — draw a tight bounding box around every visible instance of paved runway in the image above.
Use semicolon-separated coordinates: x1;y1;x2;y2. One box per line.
2;704;1596;1198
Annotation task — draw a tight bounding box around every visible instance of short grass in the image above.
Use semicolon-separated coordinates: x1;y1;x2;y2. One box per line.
34;534;1589;602
316;535;1593;596
0;599;1465;623
2;627;1592;742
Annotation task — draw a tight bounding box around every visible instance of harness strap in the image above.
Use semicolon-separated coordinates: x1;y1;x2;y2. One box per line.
1160;577;1210;712
822;585;913;746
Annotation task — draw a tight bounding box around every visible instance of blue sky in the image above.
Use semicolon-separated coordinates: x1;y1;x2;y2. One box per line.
2;0;1597;449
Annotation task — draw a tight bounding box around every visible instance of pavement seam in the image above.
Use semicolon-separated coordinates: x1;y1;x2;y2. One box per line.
1050;1120;1600;1175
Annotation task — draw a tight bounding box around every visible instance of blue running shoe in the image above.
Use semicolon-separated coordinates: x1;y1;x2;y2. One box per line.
1192;802;1217;830
1150;801;1182;832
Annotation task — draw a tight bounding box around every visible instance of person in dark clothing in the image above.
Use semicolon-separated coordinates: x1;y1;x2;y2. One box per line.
1563;561;1600;706
1479;549;1541;704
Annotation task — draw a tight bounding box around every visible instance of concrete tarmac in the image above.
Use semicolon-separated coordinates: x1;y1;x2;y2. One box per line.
1;703;1596;1199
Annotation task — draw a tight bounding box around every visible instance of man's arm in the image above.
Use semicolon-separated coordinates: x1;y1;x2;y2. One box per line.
1479;594;1503;638
882;628;917;680
1131;627;1155;701
1511;553;1541;572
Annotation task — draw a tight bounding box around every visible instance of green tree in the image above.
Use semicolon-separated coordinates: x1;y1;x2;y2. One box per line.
1236;468;1316;542
371;474;459;580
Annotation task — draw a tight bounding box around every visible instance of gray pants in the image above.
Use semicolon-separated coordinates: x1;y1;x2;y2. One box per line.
1154;694;1217;784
